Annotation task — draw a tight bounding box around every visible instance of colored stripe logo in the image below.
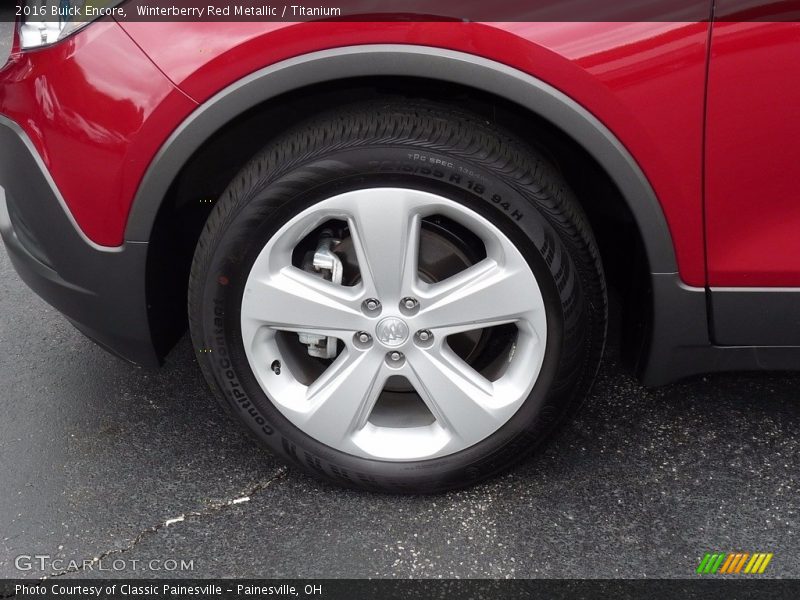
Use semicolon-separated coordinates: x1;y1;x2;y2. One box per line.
697;552;773;574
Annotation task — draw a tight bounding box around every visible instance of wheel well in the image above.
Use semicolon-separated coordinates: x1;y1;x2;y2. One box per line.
146;77;651;366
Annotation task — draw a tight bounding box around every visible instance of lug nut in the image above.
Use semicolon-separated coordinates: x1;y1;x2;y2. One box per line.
354;331;373;349
386;350;406;369
414;330;434;348
363;298;381;315
400;297;419;314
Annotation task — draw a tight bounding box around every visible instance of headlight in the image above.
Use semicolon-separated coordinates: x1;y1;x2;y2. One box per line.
18;1;125;50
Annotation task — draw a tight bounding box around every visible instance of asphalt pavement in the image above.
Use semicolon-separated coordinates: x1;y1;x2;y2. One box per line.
2;240;800;579
1;15;800;581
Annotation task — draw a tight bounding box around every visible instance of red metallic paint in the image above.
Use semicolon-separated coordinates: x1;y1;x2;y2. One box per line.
1;18;745;288
0;20;196;247
120;20;711;285
705;21;800;286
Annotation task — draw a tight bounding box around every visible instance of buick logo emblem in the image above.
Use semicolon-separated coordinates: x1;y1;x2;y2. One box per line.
376;317;409;347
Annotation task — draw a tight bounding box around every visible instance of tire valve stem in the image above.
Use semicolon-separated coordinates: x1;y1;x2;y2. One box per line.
271;360;282;375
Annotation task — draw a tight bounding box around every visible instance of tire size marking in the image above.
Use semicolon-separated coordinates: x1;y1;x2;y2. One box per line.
368;156;525;222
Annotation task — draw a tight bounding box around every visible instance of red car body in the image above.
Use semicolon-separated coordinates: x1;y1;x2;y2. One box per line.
2;4;799;385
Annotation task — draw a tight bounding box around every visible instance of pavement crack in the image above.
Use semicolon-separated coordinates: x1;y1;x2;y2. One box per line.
44;467;288;579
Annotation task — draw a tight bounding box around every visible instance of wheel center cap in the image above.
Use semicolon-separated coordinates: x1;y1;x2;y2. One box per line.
375;317;410;347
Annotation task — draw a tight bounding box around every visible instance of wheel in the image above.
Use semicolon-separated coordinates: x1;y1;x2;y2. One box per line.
188;100;606;493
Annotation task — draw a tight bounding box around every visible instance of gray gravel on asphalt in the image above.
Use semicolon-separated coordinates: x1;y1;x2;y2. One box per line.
1;240;799;579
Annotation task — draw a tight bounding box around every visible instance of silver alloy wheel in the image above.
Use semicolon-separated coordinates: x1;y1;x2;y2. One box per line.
240;188;547;461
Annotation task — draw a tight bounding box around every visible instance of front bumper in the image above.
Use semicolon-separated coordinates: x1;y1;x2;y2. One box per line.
0;115;159;366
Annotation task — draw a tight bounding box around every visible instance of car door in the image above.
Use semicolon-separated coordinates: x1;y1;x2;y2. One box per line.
705;8;800;345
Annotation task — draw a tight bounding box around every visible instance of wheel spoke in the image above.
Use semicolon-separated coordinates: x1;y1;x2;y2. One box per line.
241;267;365;337
239;187;549;462
298;350;388;445
406;347;505;444
346;189;422;300
416;258;540;336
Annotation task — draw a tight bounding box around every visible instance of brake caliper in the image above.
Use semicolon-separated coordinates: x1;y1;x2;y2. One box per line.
298;232;343;359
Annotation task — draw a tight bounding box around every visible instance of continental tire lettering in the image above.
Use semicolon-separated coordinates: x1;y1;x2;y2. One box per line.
357;472;379;486
211;295;274;436
304;452;325;473
330;464;353;482
242;402;266;426
282;438;300;463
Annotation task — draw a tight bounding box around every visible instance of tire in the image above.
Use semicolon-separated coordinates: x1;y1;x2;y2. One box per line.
188;99;607;493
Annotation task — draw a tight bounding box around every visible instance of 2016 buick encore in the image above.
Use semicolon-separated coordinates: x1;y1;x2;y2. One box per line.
2;1;799;492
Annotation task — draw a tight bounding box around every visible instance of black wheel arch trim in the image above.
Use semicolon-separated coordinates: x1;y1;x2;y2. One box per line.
120;45;745;385
3;48;798;381
125;45;678;275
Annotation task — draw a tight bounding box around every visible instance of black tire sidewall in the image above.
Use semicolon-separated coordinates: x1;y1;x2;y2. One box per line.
190;116;601;493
